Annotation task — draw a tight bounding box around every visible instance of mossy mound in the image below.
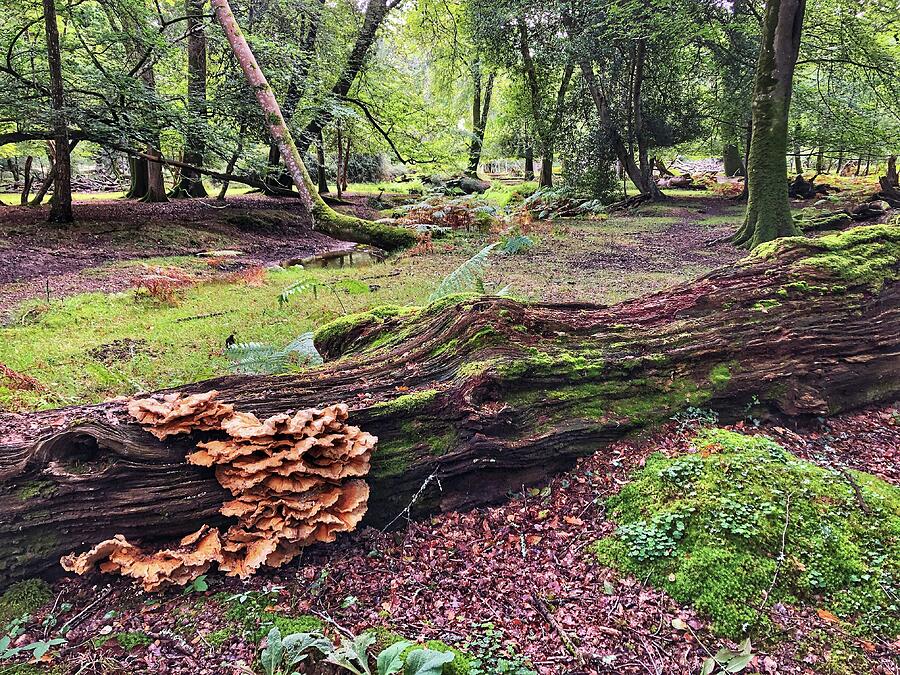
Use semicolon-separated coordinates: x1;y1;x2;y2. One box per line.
753;224;900;291
0;579;52;626
593;429;900;639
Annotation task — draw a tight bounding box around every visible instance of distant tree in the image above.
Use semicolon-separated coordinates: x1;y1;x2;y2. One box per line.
42;0;72;223
732;0;805;248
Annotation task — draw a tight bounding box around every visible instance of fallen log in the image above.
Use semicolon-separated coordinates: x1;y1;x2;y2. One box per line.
1;226;899;588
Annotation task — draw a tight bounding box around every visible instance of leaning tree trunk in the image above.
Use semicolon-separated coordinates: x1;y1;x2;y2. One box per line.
209;0;414;251
732;0;805;248
1;225;898;588
43;0;73;224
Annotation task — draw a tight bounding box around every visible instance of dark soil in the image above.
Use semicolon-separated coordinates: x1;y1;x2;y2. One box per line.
0;195;355;313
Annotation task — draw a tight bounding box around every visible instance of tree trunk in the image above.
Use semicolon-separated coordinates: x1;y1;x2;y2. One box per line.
126;157;149;199
539;153;553;187
466;63;495;178
30;140;79;206
524;141;534;181
723;144;744;176
173;0;209;198
216;121;247;201
299;0;391;151
732;0;805;249
341;135;350;192
2;225;898;588
210;0;414;251
20;157;34;205
316;129;329;194
336;126;344;199
884;155;897;187
43;0;73;224
517;19;572;191
142;147;169;203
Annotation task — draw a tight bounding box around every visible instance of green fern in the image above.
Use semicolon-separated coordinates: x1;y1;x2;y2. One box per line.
428;242;498;302
279;279;320;305
226;332;323;375
279;278;370;309
499;234;534;255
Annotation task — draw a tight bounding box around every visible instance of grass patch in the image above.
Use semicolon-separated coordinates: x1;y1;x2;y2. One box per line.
593;429;900;640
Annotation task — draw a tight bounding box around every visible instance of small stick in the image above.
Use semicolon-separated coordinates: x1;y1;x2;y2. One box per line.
530;591;587;668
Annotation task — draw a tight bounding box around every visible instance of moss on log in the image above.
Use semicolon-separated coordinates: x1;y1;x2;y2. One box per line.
1;226;898;588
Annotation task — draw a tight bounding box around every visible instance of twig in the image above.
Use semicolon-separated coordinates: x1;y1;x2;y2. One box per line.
56;587;111;634
380;469;441;533
174;310;234;323
43;589;65;638
757;492;791;616
834;465;871;515
530;591;587;668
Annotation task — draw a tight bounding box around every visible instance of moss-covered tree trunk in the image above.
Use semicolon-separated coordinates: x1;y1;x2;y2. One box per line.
210;0;414;251
172;0;209;199
1;226;898;588
732;0;805;249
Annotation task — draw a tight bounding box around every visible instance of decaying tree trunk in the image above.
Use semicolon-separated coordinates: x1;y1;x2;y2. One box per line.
210;0;414;251
1;226;899;588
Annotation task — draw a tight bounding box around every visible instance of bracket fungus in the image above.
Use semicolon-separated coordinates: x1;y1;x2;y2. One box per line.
61;392;376;590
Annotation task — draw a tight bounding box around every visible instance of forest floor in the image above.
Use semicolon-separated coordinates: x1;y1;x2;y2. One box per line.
0;189;744;410
2;406;898;675
1;177;898;675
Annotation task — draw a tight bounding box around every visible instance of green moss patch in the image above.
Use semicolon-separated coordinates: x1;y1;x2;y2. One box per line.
753;225;900;291
0;579;52;625
593;429;900;639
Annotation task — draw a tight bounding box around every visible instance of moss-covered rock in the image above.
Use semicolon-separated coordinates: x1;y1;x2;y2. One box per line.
0;579;51;625
593;429;900;639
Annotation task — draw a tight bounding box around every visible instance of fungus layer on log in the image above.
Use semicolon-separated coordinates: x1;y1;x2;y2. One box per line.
60;395;375;590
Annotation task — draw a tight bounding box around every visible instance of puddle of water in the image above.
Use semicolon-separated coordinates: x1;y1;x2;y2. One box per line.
282;249;384;269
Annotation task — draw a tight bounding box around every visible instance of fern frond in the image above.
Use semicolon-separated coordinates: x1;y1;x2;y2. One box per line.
499;234;534;255
278;278;321;305
225;342;288;375
283;332;324;367
428;242;498;302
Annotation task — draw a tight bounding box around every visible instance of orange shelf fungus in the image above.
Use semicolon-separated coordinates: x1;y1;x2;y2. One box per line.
62;392;376;590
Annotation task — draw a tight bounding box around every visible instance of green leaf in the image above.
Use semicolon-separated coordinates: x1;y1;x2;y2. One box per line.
260;627;284;675
737;638;752;656
282;632;334;668
725;653;754;672
700;657;717;675
376;640;413;675
403;648;455;675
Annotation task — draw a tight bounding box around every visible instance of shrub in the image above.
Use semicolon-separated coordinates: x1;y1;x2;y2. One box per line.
593;429;900;639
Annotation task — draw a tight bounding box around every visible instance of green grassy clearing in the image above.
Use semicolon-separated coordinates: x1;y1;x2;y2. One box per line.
0;197;737;412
